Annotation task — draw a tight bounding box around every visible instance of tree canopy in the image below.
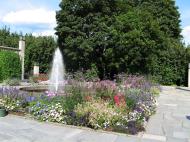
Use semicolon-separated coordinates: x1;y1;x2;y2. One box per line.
56;0;188;85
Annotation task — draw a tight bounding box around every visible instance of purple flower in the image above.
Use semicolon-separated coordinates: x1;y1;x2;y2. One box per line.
26;96;36;102
36;102;41;107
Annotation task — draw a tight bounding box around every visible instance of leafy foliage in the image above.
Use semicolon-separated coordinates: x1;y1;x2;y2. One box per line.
0;51;21;81
0;28;56;78
56;0;187;85
3;78;21;86
0;27;19;47
24;35;56;74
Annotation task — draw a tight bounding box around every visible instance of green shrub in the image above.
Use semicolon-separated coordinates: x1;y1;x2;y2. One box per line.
64;86;83;112
0;51;21;81
84;64;99;81
3;78;21;86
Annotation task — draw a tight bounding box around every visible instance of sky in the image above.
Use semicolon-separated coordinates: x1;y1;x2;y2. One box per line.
176;0;190;45
0;0;189;45
0;0;60;36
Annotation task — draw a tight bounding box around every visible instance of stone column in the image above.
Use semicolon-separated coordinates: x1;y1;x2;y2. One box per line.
189;63;190;88
19;37;25;80
33;65;39;76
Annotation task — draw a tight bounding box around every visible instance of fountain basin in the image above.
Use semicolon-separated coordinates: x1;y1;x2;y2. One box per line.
19;85;48;92
19;85;66;95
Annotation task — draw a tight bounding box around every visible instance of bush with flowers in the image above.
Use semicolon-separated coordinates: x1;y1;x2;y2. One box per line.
29;100;67;123
0;75;160;135
0;87;36;112
74;98;123;129
70;75;158;134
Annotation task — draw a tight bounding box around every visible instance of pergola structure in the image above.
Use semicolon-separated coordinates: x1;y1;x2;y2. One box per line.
0;37;25;80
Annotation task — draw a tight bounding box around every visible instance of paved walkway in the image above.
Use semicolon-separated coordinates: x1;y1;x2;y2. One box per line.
0;86;190;142
145;86;190;142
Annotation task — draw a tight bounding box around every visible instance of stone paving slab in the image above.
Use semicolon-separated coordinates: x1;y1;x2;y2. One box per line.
166;137;189;142
0;115;141;142
142;134;166;142
145;114;164;135
65;131;118;142
144;87;190;142
115;135;140;142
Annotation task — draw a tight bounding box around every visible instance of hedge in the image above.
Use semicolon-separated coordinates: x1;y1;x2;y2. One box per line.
0;51;21;81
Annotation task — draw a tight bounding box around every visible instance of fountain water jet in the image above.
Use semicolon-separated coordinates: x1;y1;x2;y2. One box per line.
49;48;65;93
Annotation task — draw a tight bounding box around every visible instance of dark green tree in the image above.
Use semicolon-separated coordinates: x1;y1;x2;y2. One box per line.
56;0;186;84
56;0;122;79
25;35;56;74
0;27;19;47
127;0;181;39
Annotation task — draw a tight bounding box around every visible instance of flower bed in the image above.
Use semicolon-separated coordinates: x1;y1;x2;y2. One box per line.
0;75;160;135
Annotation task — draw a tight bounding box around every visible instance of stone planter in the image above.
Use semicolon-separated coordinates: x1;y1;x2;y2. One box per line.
0;108;7;117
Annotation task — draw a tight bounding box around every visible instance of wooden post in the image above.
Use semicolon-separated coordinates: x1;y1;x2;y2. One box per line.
19;37;25;80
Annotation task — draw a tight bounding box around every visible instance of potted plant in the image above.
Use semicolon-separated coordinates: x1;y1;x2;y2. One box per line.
0;106;7;117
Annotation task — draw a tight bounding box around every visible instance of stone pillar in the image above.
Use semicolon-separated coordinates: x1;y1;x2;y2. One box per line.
19;37;25;80
33;65;39;76
189;63;190;88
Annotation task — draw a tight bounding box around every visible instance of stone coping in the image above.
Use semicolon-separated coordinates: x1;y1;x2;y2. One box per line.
176;86;190;92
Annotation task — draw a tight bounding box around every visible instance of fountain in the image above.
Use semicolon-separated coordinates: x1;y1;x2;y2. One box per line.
49;48;65;93
20;48;65;95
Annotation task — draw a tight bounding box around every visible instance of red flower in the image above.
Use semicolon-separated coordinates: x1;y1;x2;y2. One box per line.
114;95;120;106
114;93;126;107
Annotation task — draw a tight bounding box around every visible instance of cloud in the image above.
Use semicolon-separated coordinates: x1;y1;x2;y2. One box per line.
1;8;57;36
2;8;56;26
182;26;190;45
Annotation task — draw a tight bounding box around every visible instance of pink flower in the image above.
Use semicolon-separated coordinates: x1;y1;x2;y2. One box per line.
45;91;56;97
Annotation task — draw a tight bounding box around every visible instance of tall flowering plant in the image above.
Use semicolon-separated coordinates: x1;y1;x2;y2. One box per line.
94;80;117;99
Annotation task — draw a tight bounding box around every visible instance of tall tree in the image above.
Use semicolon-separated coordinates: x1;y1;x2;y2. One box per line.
56;0;121;79
0;27;19;47
56;0;187;85
123;0;181;39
